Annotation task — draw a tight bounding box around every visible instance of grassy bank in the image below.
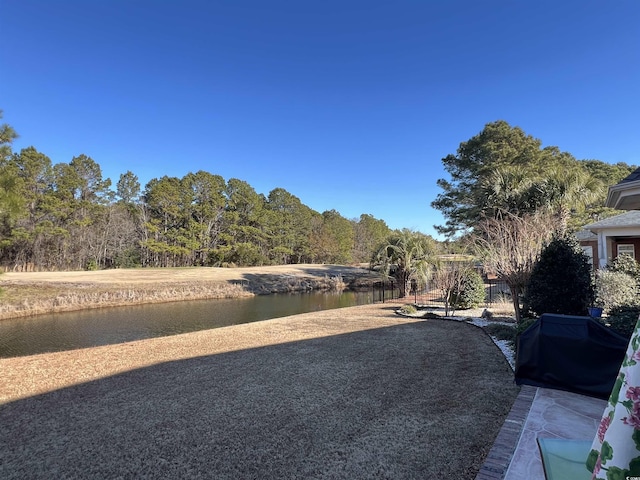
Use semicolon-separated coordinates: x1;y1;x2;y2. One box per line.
0;265;379;320
0;281;253;319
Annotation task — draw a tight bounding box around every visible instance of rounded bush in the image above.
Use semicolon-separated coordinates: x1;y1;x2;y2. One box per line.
85;259;98;271
453;269;486;309
526;234;594;316
399;304;417;315
594;269;638;313
608;254;640;281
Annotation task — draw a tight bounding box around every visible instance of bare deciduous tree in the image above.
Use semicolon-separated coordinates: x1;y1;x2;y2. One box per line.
473;212;555;323
431;260;473;317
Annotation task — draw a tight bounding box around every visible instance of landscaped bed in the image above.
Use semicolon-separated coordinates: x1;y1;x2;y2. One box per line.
0;303;518;479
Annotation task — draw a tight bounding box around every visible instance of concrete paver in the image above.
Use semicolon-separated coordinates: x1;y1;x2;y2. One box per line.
504;388;605;479
476;386;606;480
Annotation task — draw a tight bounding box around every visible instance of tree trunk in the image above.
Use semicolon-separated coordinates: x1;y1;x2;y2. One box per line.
395;270;409;298
509;284;522;323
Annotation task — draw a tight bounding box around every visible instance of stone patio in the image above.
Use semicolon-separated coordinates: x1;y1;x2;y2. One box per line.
475;386;606;480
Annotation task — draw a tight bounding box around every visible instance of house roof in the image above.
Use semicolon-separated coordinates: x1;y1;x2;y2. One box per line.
583;210;640;230
606;167;640;210
620;168;640;184
575;229;597;241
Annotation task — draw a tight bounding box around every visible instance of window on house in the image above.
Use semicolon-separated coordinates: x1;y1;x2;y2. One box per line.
582;246;594;265
618;244;635;259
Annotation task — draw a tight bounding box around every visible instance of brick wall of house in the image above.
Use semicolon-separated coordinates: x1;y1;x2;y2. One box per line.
580;240;599;271
611;237;640;262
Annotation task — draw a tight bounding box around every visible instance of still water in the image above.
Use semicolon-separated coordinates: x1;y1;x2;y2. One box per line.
0;291;382;358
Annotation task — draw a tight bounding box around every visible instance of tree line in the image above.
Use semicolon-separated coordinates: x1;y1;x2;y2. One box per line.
0;113;392;271
2;112;635;291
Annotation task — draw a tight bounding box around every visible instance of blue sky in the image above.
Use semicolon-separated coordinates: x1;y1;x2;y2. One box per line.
1;1;639;238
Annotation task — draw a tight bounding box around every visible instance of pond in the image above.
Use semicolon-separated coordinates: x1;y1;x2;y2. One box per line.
0;290;395;358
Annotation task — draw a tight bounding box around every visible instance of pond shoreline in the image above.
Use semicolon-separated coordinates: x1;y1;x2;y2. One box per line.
0;264;380;321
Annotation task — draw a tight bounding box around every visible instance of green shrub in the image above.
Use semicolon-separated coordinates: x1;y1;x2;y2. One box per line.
526;234;594;316
229;243;266;266
209;243;267;267
453;269;485;309
608;254;640;281
114;247;141;268
512;317;537;350
85;259;99;271
399;304;417;315
483;323;516;342
601;304;640;339
594;269;638;313
515;317;536;336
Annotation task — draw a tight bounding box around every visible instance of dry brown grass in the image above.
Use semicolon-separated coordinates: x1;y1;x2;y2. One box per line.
0;264;372;284
484;299;517;320
0;265;378;320
0;281;251;319
0;304;518;479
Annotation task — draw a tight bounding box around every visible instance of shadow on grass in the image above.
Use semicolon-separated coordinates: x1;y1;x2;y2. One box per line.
0;321;518;480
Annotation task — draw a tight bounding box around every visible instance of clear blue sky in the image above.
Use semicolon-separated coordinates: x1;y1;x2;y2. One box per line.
1;1;639;238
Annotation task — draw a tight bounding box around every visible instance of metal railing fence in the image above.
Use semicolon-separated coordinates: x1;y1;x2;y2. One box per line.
370;278;511;306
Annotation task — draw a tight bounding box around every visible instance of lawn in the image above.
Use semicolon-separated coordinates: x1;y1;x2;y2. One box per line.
0;304;518;479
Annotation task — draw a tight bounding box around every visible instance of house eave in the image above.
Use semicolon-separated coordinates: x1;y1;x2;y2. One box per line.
606;180;640;210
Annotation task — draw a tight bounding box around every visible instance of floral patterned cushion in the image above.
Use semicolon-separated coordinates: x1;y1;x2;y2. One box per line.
587;317;640;479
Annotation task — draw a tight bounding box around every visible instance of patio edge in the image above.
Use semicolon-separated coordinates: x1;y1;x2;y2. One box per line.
474;385;537;480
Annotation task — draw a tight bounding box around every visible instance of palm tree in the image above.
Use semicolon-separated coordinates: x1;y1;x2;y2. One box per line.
478;166;537;218
371;229;438;298
529;167;603;232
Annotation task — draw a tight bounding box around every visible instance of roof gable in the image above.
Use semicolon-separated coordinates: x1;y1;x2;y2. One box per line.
575;229;597;241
